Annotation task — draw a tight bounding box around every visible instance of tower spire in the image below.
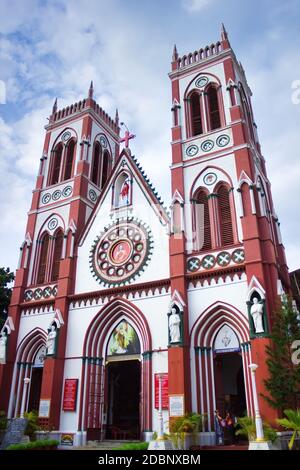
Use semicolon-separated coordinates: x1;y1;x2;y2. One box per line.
115;108;119;126
220;22;228;41
52;97;57;115
88;81;94;99
172;44;178;62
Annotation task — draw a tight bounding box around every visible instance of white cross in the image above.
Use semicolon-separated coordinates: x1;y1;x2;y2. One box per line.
234;250;245;262
218;253;230;265
189;258;200;271
203;256;214;268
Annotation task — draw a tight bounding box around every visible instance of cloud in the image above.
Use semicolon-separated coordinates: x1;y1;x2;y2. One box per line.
182;0;212;13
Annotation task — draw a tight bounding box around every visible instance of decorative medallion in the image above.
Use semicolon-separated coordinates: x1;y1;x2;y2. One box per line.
62;131;71;142
216;134;230;147
42;193;51;205
48;218;58;231
52;190;61;201
99;136;108;148
52;285;58;296
201;140;214;152
24;290;33;302
202;254;216;270
203;172;217;186
232;249;245;264
187;257;201;272
43;286;53;298
89;189;98;202
195;76;209;88
89;218;153;286
217;251;231;267
62;186;73;197
186;144;199;157
34;288;43;301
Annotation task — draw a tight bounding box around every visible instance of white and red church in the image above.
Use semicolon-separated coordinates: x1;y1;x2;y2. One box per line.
0;26;290;446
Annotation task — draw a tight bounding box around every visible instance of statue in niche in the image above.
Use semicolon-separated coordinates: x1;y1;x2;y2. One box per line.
250;297;264;334
0;330;7;364
169;307;181;343
46;324;57;356
119;177;131;207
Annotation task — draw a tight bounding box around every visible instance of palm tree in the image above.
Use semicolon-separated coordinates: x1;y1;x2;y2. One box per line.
277;409;300;450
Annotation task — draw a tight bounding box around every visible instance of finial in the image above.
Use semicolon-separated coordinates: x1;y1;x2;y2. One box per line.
172;44;178;61
52;97;57;115
115;108;119;125
221;23;228;41
88;80;94;99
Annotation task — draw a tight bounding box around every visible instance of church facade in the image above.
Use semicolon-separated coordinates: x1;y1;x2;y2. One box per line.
0;27;290;446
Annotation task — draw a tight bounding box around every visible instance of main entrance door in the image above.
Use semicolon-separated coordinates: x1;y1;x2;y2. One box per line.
106;359;140;440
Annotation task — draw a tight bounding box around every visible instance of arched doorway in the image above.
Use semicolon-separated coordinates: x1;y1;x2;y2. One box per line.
28;345;46;412
105;320;141;439
213;325;246;417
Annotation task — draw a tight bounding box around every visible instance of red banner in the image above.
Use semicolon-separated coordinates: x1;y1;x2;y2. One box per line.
63;379;78;411
155;373;168;409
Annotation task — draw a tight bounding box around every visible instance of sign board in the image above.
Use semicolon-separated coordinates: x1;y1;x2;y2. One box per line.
169;394;184;417
39;399;51;418
63;379;78;411
154;373;168;409
0;418;28;450
60;433;75;447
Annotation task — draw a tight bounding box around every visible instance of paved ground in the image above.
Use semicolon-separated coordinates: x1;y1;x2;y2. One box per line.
74;440;140;450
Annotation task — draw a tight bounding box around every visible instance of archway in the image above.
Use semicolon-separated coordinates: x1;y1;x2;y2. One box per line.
105;320;141;439
80;298;152;442
27;345;46;412
213;325;246;417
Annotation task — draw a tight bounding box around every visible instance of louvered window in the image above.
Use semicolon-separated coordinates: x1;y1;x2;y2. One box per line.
218;185;234;246
190;92;203;136
50;144;63;185
92;142;101;185
51;230;64;282
37;233;50;284
100;150;110;189
197;190;212;251
63;140;75;181
207;86;221;130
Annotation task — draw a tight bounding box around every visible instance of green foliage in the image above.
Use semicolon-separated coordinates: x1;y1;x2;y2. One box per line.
235;416;277;443
112;442;149;450
277;409;300;450
0;410;7;430
24;410;40;440
6;439;59;450
0;267;14;328
169;413;203;449
263;297;300;411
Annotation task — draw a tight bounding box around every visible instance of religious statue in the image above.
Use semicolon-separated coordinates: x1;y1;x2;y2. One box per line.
46;324;57;356
250;297;264;334
169;307;181;343
119;177;130;206
0;331;7;364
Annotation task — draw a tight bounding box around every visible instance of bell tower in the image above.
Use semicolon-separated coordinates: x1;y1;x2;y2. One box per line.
0;83;120;426
168;25;289;421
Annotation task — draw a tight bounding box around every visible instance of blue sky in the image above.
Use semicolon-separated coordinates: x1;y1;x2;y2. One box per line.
0;0;300;272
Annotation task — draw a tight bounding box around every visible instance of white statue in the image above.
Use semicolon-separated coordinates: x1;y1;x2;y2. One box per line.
250;297;264;333
169;307;181;343
46;324;57;355
0;331;7;364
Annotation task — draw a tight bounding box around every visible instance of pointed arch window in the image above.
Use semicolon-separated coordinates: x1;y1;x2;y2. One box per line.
50;144;63;185
190;92;203;137
195;189;212;251
91;142;102;186
217;184;234;246
63;139;76;181
207;86;221;130
100;150;110;189
50;229;64;282
37;233;50;285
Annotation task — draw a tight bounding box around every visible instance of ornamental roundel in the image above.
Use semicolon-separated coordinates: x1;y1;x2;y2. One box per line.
89;218;153;287
195;76;208;88
186;144;199;157
216;134;230;147
201;140;214;152
232;249;245;264
203;172;217;186
187;257;201;272
202;254;216;270
217;251;231;267
99;136;108;148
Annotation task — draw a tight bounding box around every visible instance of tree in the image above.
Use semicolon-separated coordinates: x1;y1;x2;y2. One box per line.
263;297;300;411
0;267;15;329
277;409;300;450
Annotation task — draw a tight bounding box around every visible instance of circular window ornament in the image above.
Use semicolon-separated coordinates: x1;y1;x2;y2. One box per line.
202;254;216;270
90;219;153;286
89;188;97;202
48;218;58;231
61;131;71;142
195;76;209;88
42;193;51;204
186;144;199;157
203;172;217;186
52;190;61;201
216;134;230;147
201;140;214;152
62;186;73;197
217;251;231;267
99;136;108;148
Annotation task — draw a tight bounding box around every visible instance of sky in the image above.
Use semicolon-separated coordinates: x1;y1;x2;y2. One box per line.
0;0;300;273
